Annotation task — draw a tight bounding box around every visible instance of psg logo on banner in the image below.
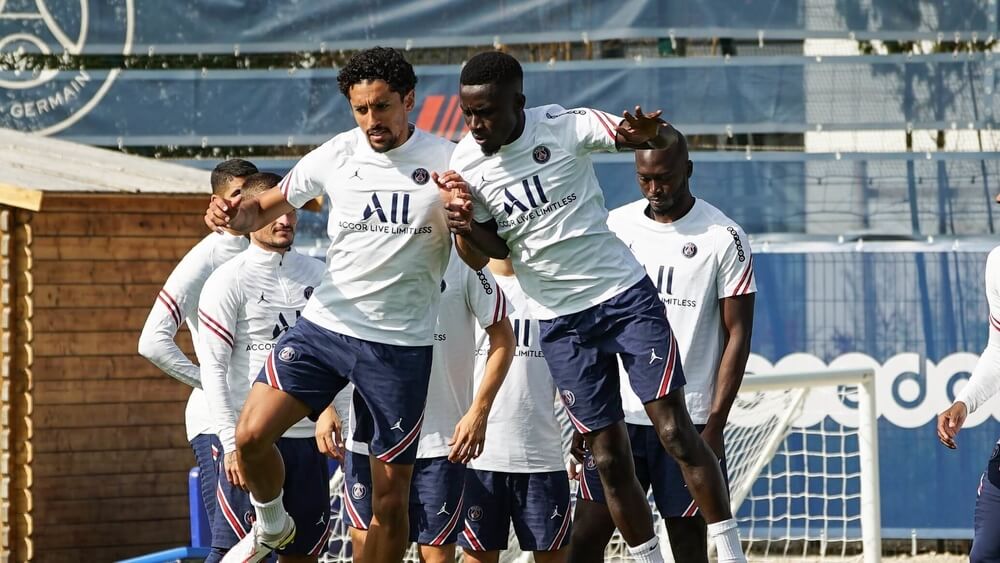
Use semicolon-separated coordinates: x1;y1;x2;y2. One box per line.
412;168;430;185
304;286;314;299
532;145;551;164
683;242;697;258
0;0;135;134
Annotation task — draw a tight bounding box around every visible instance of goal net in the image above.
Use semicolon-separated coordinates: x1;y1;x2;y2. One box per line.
321;367;881;562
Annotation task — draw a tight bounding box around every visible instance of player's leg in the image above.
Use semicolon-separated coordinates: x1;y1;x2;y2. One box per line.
641;424;714;563
208;447;255;562
410;457;465;563
273;438;333;562
458;470;512;563
613;277;743;561
971;446;1000;562
349;339;434;563
342;450;373;559
508;471;571;563
228;319;353;561
567;451;616;563
538;312;659;557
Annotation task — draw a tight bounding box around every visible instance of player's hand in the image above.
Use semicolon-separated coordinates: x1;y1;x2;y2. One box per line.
700;422;726;459
567;460;582;481
570;430;588;463
315;404;345;462
224;451;248;491
937;401;968;449
433;170;474;235
448;409;488;464
617;105;666;148
205;193;243;234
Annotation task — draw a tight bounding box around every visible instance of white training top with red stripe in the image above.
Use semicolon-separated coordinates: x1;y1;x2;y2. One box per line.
347;250;510;459
451;105;646;320
957;245;1000;439
469;273;565;473
277;127;453;346
608;198;757;426
138;232;249;441
197;244;325;453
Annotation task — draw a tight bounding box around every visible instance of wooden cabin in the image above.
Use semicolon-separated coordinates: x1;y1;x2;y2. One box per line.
0;128;215;562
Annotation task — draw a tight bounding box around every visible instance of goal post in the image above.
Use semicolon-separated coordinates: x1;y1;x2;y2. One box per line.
725;367;882;562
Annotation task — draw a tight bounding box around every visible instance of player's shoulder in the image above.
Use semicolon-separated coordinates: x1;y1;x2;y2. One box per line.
297;129;361;169
608;199;648;223
290;250;326;279
986;245;1000;276
450;132;484;171
204;249;247;289
698;200;748;241
165;233;220;283
411;128;456;155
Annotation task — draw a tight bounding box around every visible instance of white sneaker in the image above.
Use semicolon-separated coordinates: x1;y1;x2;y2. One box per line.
220;516;296;563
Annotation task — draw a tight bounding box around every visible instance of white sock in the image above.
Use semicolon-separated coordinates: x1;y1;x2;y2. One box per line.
251;491;288;536
707;519;747;563
627;535;664;563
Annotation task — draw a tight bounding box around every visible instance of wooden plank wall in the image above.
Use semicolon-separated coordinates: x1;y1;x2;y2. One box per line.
26;193;209;562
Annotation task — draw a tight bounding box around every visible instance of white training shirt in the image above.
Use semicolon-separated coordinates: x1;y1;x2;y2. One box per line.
608;198;757;425
956;246;1000;445
348;251;509;458
138;232;249;441
278;127;453;346
197;244;325;453
451;105;646;320
469;273;565;473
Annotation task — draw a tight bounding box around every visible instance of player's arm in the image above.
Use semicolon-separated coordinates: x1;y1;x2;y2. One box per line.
449;269;516;463
206;156;326;234
137;256;205;389
703;294;755;458
196;272;247;489
613;106;672;151
205;186;294;234
449;317;515;463
435;169;510;260
938;250;1000;449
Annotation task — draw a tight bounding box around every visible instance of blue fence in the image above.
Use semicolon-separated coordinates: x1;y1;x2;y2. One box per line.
2;1;994;55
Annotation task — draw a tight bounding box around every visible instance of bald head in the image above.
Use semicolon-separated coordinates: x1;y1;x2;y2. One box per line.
634;125;694;220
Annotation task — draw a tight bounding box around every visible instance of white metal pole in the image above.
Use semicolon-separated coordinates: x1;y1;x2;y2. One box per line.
858;373;883;563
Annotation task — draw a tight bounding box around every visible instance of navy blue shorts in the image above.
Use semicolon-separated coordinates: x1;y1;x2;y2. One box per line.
254;317;433;464
190;434;220;529
342;451;466;545
577;424;728;518
212;437;332;557
459;470;571;552
539;277;686;433
972;444;1000;562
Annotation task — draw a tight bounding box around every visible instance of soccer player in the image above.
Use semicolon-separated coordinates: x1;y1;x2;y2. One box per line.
460;258;572;563
333;251;514;563
204;47;470;563
138;158;258;532
569;133;756;562
442;51;747;563
938;219;1000;562
198;172;330;562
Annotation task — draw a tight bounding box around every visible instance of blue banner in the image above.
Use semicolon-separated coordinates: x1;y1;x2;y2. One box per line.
2;55;994;144
1;1;992;55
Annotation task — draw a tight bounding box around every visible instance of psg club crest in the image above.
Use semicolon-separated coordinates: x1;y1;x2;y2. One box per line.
304;286;314;299
412;168;430;185
351;482;368;500
585;456;597;471
278;346;296;362
560;389;576;407
243;511;256;526
682;242;697;258
467;505;484;522
532;145;551;164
